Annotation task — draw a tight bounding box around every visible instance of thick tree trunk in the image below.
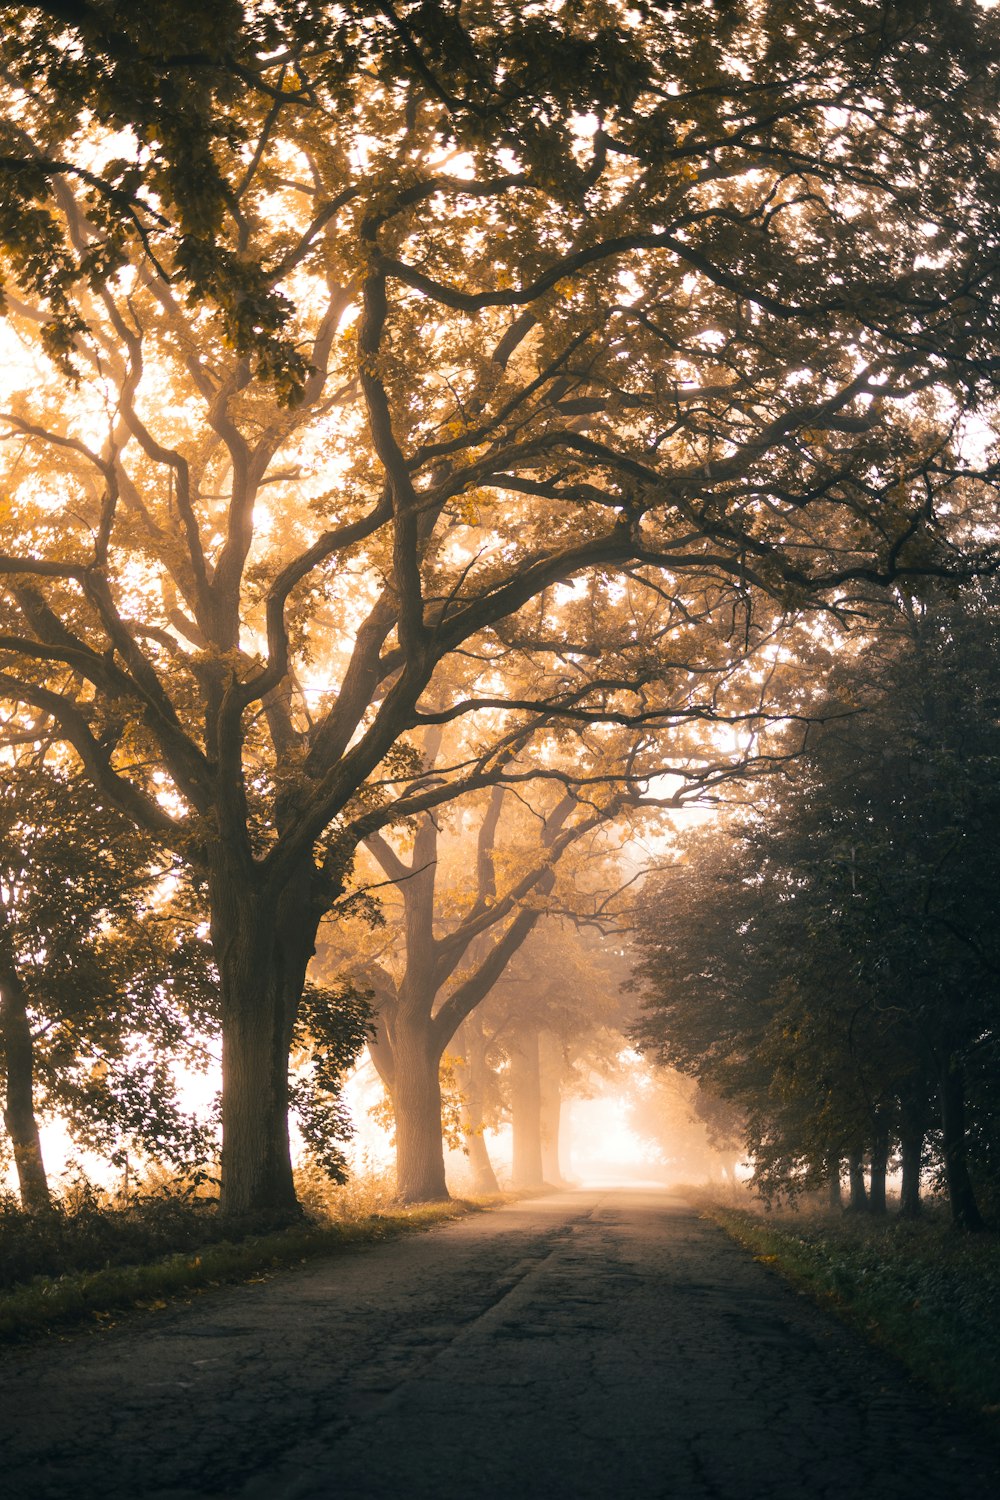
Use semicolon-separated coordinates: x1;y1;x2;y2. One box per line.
826;1155;842;1212
510;1026;544;1189
210;865;317;1222
456;1019;499;1195
539;1031;564;1185
391;1012;449;1203
939;1060;984;1231
869;1113;889;1217
0;961;51;1215
846;1151;868;1212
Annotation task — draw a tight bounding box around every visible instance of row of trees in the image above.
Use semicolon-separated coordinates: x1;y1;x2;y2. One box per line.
321;794;636;1199
1;2;1000;1217
633;585;1000;1228
0;740;634;1208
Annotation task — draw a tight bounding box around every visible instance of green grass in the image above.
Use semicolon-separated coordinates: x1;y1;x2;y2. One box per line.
0;1192;510;1344
704;1201;1000;1428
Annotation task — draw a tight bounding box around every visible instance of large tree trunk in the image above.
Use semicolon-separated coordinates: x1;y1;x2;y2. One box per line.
868;1112;889;1217
826;1155;842;1212
539;1031;564;1185
939;1060;984;1231
0;954;51;1215
510;1026;544;1189
456;1018;500;1196
210;864;317;1222
391;1011;449;1203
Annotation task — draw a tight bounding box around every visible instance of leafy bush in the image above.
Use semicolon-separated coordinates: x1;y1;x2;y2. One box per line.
0;1185;232;1292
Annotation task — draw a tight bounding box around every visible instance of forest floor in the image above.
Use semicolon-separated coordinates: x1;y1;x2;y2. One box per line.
1;1186;997;1500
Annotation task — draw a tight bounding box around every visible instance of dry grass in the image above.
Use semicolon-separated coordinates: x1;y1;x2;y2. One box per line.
0;1165;515;1344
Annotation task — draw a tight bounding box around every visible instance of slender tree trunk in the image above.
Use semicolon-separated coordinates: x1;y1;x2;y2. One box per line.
210;863;317;1222
898;1082;929;1218
539;1031;564;1185
464;1118;500;1195
869;1113;889;1217
826;1155;842;1212
391;1011;449;1203
456;1018;499;1195
0;958;51;1215
899;1129;923;1218
510;1025;544;1189
846;1150;868;1212
939;1060;984;1231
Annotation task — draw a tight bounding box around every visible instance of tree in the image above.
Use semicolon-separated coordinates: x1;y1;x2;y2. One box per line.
0;759;216;1211
331;767;628;1201
632;811;913;1210
634;584;1000;1225
815;590;1000;1226
1;3;999;1219
477;913;635;1189
446;1009;499;1195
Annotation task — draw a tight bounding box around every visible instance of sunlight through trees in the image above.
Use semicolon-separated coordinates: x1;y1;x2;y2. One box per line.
0;1;998;1222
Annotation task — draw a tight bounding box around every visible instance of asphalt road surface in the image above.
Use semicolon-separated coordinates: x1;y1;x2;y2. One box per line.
1;1188;997;1499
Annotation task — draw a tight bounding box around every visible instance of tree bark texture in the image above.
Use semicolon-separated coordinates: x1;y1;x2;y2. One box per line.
456;1018;500;1195
899;1130;923;1218
939;1060;984;1231
510;1025;544;1188
0;956;51;1215
210;863;317;1221
390;1009;450;1203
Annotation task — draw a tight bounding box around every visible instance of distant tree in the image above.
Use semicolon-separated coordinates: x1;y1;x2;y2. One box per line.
447;1010;500;1195
331;771;631;1202
626;1067;744;1187
633;811;913;1210
476;914;635;1189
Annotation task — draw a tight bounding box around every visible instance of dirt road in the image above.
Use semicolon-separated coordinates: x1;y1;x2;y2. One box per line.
1;1188;996;1499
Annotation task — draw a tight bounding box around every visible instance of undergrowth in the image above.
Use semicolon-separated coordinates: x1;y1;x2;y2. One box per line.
703;1199;1000;1429
0;1167;511;1343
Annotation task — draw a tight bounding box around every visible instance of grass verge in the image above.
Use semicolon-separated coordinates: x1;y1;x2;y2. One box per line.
703;1201;1000;1430
0;1194;509;1345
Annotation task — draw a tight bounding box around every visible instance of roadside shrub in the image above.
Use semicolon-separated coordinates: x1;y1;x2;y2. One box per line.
0;1186;230;1291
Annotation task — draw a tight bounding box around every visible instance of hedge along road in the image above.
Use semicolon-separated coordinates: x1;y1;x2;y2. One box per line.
1;1188;997;1500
